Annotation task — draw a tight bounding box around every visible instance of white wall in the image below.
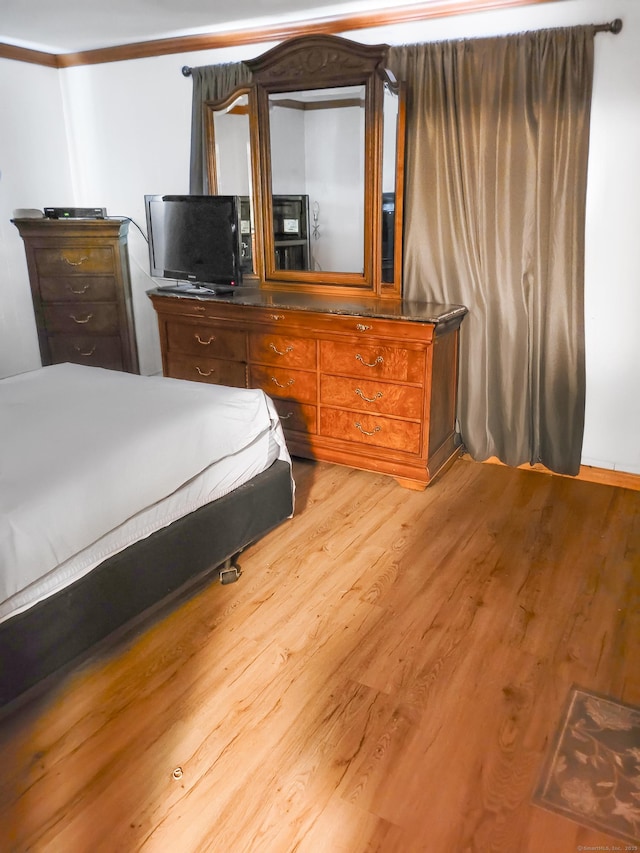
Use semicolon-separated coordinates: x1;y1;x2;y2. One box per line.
0;59;73;378
0;0;638;474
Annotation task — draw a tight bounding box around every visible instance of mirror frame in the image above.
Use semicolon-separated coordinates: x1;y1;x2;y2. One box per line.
248;34;402;298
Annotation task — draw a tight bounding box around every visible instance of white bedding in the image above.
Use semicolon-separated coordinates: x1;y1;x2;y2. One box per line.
0;363;291;624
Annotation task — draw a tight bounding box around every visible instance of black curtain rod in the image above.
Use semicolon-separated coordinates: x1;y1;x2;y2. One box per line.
180;17;623;77
594;18;623;35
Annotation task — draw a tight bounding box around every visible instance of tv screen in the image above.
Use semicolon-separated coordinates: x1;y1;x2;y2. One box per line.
145;194;242;288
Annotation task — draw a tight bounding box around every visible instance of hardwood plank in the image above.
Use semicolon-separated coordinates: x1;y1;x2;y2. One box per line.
1;458;638;852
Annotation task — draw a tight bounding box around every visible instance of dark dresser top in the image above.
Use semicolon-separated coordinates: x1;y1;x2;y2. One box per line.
149;287;467;326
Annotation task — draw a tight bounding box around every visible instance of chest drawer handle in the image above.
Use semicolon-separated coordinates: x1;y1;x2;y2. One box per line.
70;313;93;324
196;366;215;376
356;324;372;332
269;343;294;356
74;344;96;357
271;377;295;388
269;314;285;321
355;388;383;403
356;353;384;368
67;283;91;295
354;421;381;436
279;411;294;420
62;254;89;267
195;333;216;345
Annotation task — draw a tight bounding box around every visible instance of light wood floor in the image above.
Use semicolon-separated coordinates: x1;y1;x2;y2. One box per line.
1;457;639;852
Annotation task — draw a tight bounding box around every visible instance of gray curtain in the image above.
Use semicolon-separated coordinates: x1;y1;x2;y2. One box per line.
189;62;253;194
389;27;594;475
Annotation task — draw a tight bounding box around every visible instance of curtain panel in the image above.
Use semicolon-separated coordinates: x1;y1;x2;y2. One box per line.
389;27;594;475
189;62;253;194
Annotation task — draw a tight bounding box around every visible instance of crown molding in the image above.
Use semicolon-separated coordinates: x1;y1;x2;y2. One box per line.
0;41;59;67
0;0;556;69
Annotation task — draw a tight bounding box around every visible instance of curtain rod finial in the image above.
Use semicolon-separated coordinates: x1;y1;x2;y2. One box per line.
611;18;623;34
182;65;192;77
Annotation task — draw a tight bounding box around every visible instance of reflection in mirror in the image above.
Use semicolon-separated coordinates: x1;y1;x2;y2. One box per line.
382;85;399;284
268;86;365;274
206;91;255;274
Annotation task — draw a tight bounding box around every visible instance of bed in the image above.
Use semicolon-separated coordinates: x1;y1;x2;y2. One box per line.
0;363;294;708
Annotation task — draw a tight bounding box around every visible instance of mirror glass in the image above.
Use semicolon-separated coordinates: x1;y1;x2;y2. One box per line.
267;85;366;275
381;85;399;284
207;91;255;274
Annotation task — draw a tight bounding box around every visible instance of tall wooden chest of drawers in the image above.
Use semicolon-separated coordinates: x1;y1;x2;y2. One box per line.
149;289;467;490
13;218;139;373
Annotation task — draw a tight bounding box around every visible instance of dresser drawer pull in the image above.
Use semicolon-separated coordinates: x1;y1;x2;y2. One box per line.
355;388;383;403
271;376;295;388
356;353;384;368
67;283;91;295
354;421;381;436
269;314;285;321
61;254;89;267
269;343;294;356
279;411;294;420
195;333;216;345
356;323;372;332
70;313;94;324
74;345;96;357
196;366;215;376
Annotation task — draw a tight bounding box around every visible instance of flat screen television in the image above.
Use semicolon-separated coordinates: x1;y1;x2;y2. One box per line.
145;194;242;292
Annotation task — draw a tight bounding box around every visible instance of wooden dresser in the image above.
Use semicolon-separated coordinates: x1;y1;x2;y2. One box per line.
149;289;466;489
13;218;139;373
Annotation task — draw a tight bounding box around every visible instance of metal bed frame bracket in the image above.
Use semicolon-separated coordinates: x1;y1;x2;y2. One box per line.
219;557;242;585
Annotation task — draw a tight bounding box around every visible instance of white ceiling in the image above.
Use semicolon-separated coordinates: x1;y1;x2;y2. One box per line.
0;0;441;54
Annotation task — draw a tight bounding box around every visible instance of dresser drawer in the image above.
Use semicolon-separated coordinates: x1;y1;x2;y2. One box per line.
320;408;422;455
35;246;116;276
39;275;118;303
48;335;124;370
320;374;423;420
272;399;318;434
306;313;435;343
166;354;247;387
320;340;426;384
250;365;316;403
43;303;119;334
166;321;247;361
237;306;298;327
249;333;316;369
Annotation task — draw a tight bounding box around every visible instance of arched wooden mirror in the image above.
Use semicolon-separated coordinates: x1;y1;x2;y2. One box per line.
248;34;405;299
205;34;405;299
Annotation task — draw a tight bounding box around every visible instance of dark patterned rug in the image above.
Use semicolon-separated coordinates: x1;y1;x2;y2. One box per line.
533;686;640;843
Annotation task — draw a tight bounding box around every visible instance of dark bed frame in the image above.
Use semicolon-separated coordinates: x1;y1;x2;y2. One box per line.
0;458;293;710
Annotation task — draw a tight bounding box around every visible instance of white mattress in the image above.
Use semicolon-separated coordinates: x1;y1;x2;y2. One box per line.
0;363;291;624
